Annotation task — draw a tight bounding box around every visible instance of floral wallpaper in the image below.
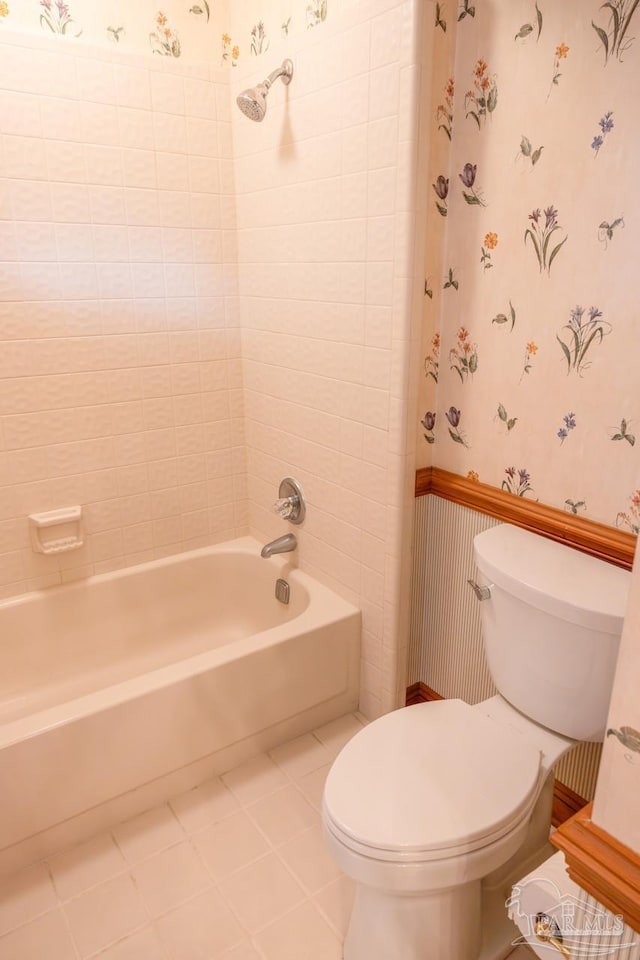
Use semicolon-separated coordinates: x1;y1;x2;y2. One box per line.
0;0;329;63
0;0;228;60
418;0;640;532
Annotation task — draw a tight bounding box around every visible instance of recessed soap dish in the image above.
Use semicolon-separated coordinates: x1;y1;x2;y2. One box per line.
29;506;84;555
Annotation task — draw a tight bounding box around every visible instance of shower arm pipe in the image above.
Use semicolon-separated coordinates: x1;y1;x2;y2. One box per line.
262;59;294;90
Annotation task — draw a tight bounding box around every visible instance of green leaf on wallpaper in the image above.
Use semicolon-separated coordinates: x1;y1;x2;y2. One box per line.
520;136;532;157
515;23;534;40
531;147;544;165
547;234;568;271
556;335;572;372
592;20;610;60
458;0;475;22
497;405;517;431
468;353;478;374
599;217;624;244
612;418;636;445
189;2;211;20
444;268;459;290
536;2;543;39
487;87;498;113
492;302;516;331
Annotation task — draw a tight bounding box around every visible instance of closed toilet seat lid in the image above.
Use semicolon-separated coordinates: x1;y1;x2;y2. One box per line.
323;700;542;859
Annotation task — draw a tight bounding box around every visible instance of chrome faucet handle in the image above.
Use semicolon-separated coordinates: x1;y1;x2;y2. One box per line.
273;478;306;525
274;496;298;520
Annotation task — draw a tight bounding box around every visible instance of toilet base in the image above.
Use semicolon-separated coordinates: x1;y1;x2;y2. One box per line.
344;879;482;960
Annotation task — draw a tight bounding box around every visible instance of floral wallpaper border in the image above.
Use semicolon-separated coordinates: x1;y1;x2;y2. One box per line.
0;0;330;64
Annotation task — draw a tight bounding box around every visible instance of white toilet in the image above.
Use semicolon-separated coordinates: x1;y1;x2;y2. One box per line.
322;523;630;960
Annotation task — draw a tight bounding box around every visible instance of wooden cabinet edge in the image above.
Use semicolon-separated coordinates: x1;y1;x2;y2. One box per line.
551;804;640;934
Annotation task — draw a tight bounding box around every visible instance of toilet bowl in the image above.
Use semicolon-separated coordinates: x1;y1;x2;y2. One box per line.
322;524;631;960
322;697;571;960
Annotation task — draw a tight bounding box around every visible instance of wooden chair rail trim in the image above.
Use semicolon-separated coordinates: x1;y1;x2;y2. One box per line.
415;467;636;570
404;682;587;828
551;803;640;934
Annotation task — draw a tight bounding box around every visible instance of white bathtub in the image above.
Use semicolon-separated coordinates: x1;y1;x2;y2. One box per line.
0;537;360;872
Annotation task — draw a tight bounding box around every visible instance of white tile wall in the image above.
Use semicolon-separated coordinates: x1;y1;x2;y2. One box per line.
0;3;427;720
230;0;425;718
0;30;246;597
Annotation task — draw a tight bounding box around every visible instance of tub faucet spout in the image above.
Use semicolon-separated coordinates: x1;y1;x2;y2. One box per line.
261;533;297;558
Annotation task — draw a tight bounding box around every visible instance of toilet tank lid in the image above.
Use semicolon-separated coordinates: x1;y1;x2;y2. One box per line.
474;524;630;633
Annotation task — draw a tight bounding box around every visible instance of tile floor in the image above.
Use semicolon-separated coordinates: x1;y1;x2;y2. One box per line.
0;712;536;960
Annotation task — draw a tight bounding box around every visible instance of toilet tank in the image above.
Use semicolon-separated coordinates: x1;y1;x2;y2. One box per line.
473;524;631;741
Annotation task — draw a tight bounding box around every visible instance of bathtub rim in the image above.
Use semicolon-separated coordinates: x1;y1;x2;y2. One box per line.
0;535;360;751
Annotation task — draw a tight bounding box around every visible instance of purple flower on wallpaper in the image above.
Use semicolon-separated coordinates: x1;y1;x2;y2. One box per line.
39;0;81;34
600;112;615;133
421;411;436;444
558;306;610;375
423;411;436;430
524;204;567;274
250;20;269;55
592;112;614;155
446;406;460;427
459;162;486;205
557;412;577;443
459;163;476;187
433;175;449;217
445;406;468;446
502;466;536;498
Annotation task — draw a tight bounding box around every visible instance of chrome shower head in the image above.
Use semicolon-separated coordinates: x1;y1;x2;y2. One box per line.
236;83;269;122
236;58;293;122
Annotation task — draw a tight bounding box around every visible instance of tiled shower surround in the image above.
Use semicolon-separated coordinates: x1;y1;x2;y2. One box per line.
0;0;427;719
0;33;247;595
230;0;426;717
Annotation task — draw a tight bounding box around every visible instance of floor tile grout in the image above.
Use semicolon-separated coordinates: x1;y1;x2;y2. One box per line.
0;714;401;960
